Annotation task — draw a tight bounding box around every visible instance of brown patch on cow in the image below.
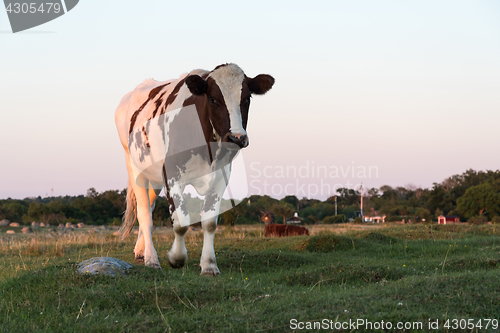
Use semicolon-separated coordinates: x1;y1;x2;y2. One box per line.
161;78;186;114
129;83;169;134
212;63;230;72
183;94;215;162
141;126;150;148
204;77;231;141
149;83;169;99
152;92;166;118
129;101;148;134
240;77;252;129
182;75;235;163
162;164;176;216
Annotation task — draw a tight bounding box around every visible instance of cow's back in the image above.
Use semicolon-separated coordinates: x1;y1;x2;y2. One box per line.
264;224;286;237
286;225;309;236
115;79;172;149
115;70;208;150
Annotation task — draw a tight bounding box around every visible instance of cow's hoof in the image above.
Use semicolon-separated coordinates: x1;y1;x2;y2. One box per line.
200;266;220;276
134;255;144;264
145;262;162;269
168;260;185;269
167;252;188;269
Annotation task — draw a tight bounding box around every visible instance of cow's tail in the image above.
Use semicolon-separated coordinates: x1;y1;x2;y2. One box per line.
120;185;137;240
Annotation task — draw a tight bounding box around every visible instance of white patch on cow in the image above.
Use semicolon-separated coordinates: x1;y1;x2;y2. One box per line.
208;64;246;137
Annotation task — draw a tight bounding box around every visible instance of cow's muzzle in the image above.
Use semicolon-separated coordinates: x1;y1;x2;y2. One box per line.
224;133;248;149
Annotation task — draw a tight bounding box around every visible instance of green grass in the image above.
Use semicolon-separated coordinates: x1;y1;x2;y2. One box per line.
1;223;500;332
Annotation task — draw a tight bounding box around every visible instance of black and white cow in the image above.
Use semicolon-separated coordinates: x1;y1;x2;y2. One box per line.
115;64;274;275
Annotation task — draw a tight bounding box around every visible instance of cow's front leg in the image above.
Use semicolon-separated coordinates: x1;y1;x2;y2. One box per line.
200;216;219;276
199;169;228;276
166;184;190;268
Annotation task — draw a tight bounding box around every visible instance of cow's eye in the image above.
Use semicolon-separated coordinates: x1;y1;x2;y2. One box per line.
244;97;250;104
209;96;217;104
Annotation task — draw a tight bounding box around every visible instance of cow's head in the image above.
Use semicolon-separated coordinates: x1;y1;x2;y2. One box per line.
185;63;274;150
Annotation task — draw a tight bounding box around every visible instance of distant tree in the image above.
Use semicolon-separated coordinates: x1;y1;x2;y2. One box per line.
467;215;488;225
298;197;321;210
0;204;6;220
2;201;28;222
367;188;380;197
298;207;318;223
306;215;319;224
27;202;49;220
248;195;278;212
271;202;294;224
310;202;335;220
322;214;345;224
152;197;171;226
336;187;361;206
87;187;99;198
221;209;237;226
457;183;500;219
414;208;431;222
341;205;357;219
282;195;299;210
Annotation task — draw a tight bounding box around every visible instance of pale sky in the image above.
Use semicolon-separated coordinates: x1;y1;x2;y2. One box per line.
1;0;499;200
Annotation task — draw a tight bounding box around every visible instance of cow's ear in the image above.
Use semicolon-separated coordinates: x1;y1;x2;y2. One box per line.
186;75;207;96
248;74;275;95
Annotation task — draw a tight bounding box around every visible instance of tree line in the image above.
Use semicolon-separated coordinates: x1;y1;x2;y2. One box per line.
1;169;499;226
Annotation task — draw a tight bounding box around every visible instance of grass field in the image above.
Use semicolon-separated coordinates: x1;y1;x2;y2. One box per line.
1;223;500;332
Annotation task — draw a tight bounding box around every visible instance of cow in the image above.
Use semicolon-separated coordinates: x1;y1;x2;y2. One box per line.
115;64;274;275
264;224;309;237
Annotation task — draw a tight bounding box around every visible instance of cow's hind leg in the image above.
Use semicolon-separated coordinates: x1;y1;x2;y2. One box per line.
134;187;160;263
134;184;161;269
134;229;145;263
